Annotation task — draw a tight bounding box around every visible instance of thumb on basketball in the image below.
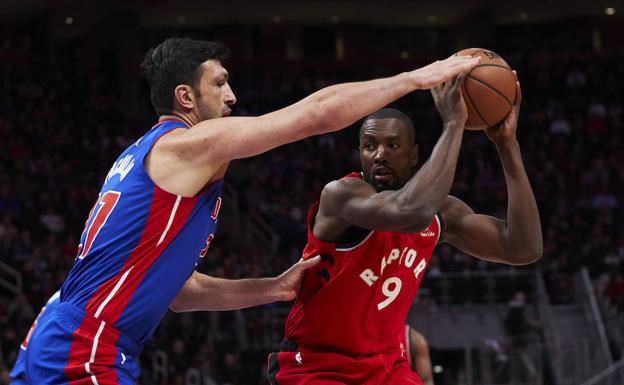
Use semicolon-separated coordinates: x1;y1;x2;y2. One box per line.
513;79;522;107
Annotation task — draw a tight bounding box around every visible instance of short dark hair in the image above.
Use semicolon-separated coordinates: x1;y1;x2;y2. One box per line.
141;38;229;115
361;108;416;144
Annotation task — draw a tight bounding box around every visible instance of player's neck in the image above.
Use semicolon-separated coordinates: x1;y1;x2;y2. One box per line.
159;113;194;127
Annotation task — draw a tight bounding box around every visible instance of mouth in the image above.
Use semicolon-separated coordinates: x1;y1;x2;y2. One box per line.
222;108;232;117
372;166;394;183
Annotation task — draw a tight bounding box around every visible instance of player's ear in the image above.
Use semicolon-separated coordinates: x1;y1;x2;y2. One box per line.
174;85;195;111
411;144;419;166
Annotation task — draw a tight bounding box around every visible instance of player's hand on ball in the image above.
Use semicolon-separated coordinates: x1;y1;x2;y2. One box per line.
412;55;480;90
275;255;321;301
431;74;468;127
486;72;521;143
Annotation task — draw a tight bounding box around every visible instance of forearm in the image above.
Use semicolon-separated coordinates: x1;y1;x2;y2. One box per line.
396;123;464;226
170;273;284;312
496;139;543;262
278;73;417;139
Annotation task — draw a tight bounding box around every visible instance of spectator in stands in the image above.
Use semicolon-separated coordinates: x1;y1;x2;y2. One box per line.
504;291;541;383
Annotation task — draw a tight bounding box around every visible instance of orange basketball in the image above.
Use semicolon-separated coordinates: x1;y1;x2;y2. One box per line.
456;48;517;130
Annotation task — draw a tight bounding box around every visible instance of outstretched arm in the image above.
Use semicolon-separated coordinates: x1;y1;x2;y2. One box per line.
170;256;320;312
171;56;479;164
314;76;468;238
151;56;480;196
440;77;543;265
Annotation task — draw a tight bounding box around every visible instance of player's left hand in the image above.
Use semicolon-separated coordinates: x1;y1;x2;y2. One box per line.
275;255;321;301
486;71;521;143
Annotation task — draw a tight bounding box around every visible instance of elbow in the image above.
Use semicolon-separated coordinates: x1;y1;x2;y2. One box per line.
526;243;544;264
169;299;186;313
507;243;543;266
307;91;339;135
395;198;437;232
169;289;196;313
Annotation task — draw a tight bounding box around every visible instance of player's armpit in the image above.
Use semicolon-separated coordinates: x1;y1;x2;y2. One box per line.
439;195;541;265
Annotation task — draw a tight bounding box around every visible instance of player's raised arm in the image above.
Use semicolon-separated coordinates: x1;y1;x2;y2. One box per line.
439;79;543;265
313;76;468;237
159;57;477;162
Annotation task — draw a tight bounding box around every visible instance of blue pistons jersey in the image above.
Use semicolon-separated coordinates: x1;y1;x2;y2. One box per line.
22;119;223;385
60;119;222;343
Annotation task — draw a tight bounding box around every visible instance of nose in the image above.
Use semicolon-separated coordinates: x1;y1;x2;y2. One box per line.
374;146;387;163
224;83;237;105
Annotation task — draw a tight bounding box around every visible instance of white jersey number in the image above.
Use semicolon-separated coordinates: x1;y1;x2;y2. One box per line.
377;277;402;310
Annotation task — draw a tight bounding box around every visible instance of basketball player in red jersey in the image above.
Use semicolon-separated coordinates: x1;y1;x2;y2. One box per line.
268;74;542;384
400;325;434;385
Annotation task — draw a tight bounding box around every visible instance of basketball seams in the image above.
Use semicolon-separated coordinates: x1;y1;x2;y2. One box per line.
466;66;515;106
466;75;514;110
462;80;488;127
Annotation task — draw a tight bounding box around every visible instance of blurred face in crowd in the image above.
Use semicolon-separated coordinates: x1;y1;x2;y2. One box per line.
177;60;236;122
359;118;418;192
513;291;526;305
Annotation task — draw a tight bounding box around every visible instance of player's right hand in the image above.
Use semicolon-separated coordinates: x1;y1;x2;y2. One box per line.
412;55;480;90
431;74;468;127
486;72;522;143
274;255;321;301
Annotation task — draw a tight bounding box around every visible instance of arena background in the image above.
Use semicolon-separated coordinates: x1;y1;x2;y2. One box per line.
1;1;624;384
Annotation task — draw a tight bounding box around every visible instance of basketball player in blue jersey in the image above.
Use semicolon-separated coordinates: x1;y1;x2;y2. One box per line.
22;38;479;385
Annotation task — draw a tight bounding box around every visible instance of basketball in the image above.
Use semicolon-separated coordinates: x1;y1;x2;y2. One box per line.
456;48;517;130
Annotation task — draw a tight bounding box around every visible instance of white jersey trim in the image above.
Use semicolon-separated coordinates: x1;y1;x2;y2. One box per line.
157;195;182;246
94;266;133;318
85;320;106;385
434;214;442;244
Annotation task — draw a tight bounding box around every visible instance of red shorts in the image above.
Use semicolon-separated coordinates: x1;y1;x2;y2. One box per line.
267;341;423;385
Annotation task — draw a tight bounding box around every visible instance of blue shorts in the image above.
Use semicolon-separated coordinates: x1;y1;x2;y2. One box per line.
8;376;27;385
25;302;141;385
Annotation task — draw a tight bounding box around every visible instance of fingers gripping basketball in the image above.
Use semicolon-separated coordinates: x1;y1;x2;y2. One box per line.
455;48;517;130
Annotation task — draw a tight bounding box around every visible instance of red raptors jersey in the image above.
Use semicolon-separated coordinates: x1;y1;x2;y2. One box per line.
284;172;442;355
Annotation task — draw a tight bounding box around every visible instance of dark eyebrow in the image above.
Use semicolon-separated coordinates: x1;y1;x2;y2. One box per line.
215;70;229;82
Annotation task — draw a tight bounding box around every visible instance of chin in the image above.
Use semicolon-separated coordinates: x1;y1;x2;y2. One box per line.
373;181;395;192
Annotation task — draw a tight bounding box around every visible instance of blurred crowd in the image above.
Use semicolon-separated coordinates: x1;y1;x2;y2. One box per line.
1;23;623;384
